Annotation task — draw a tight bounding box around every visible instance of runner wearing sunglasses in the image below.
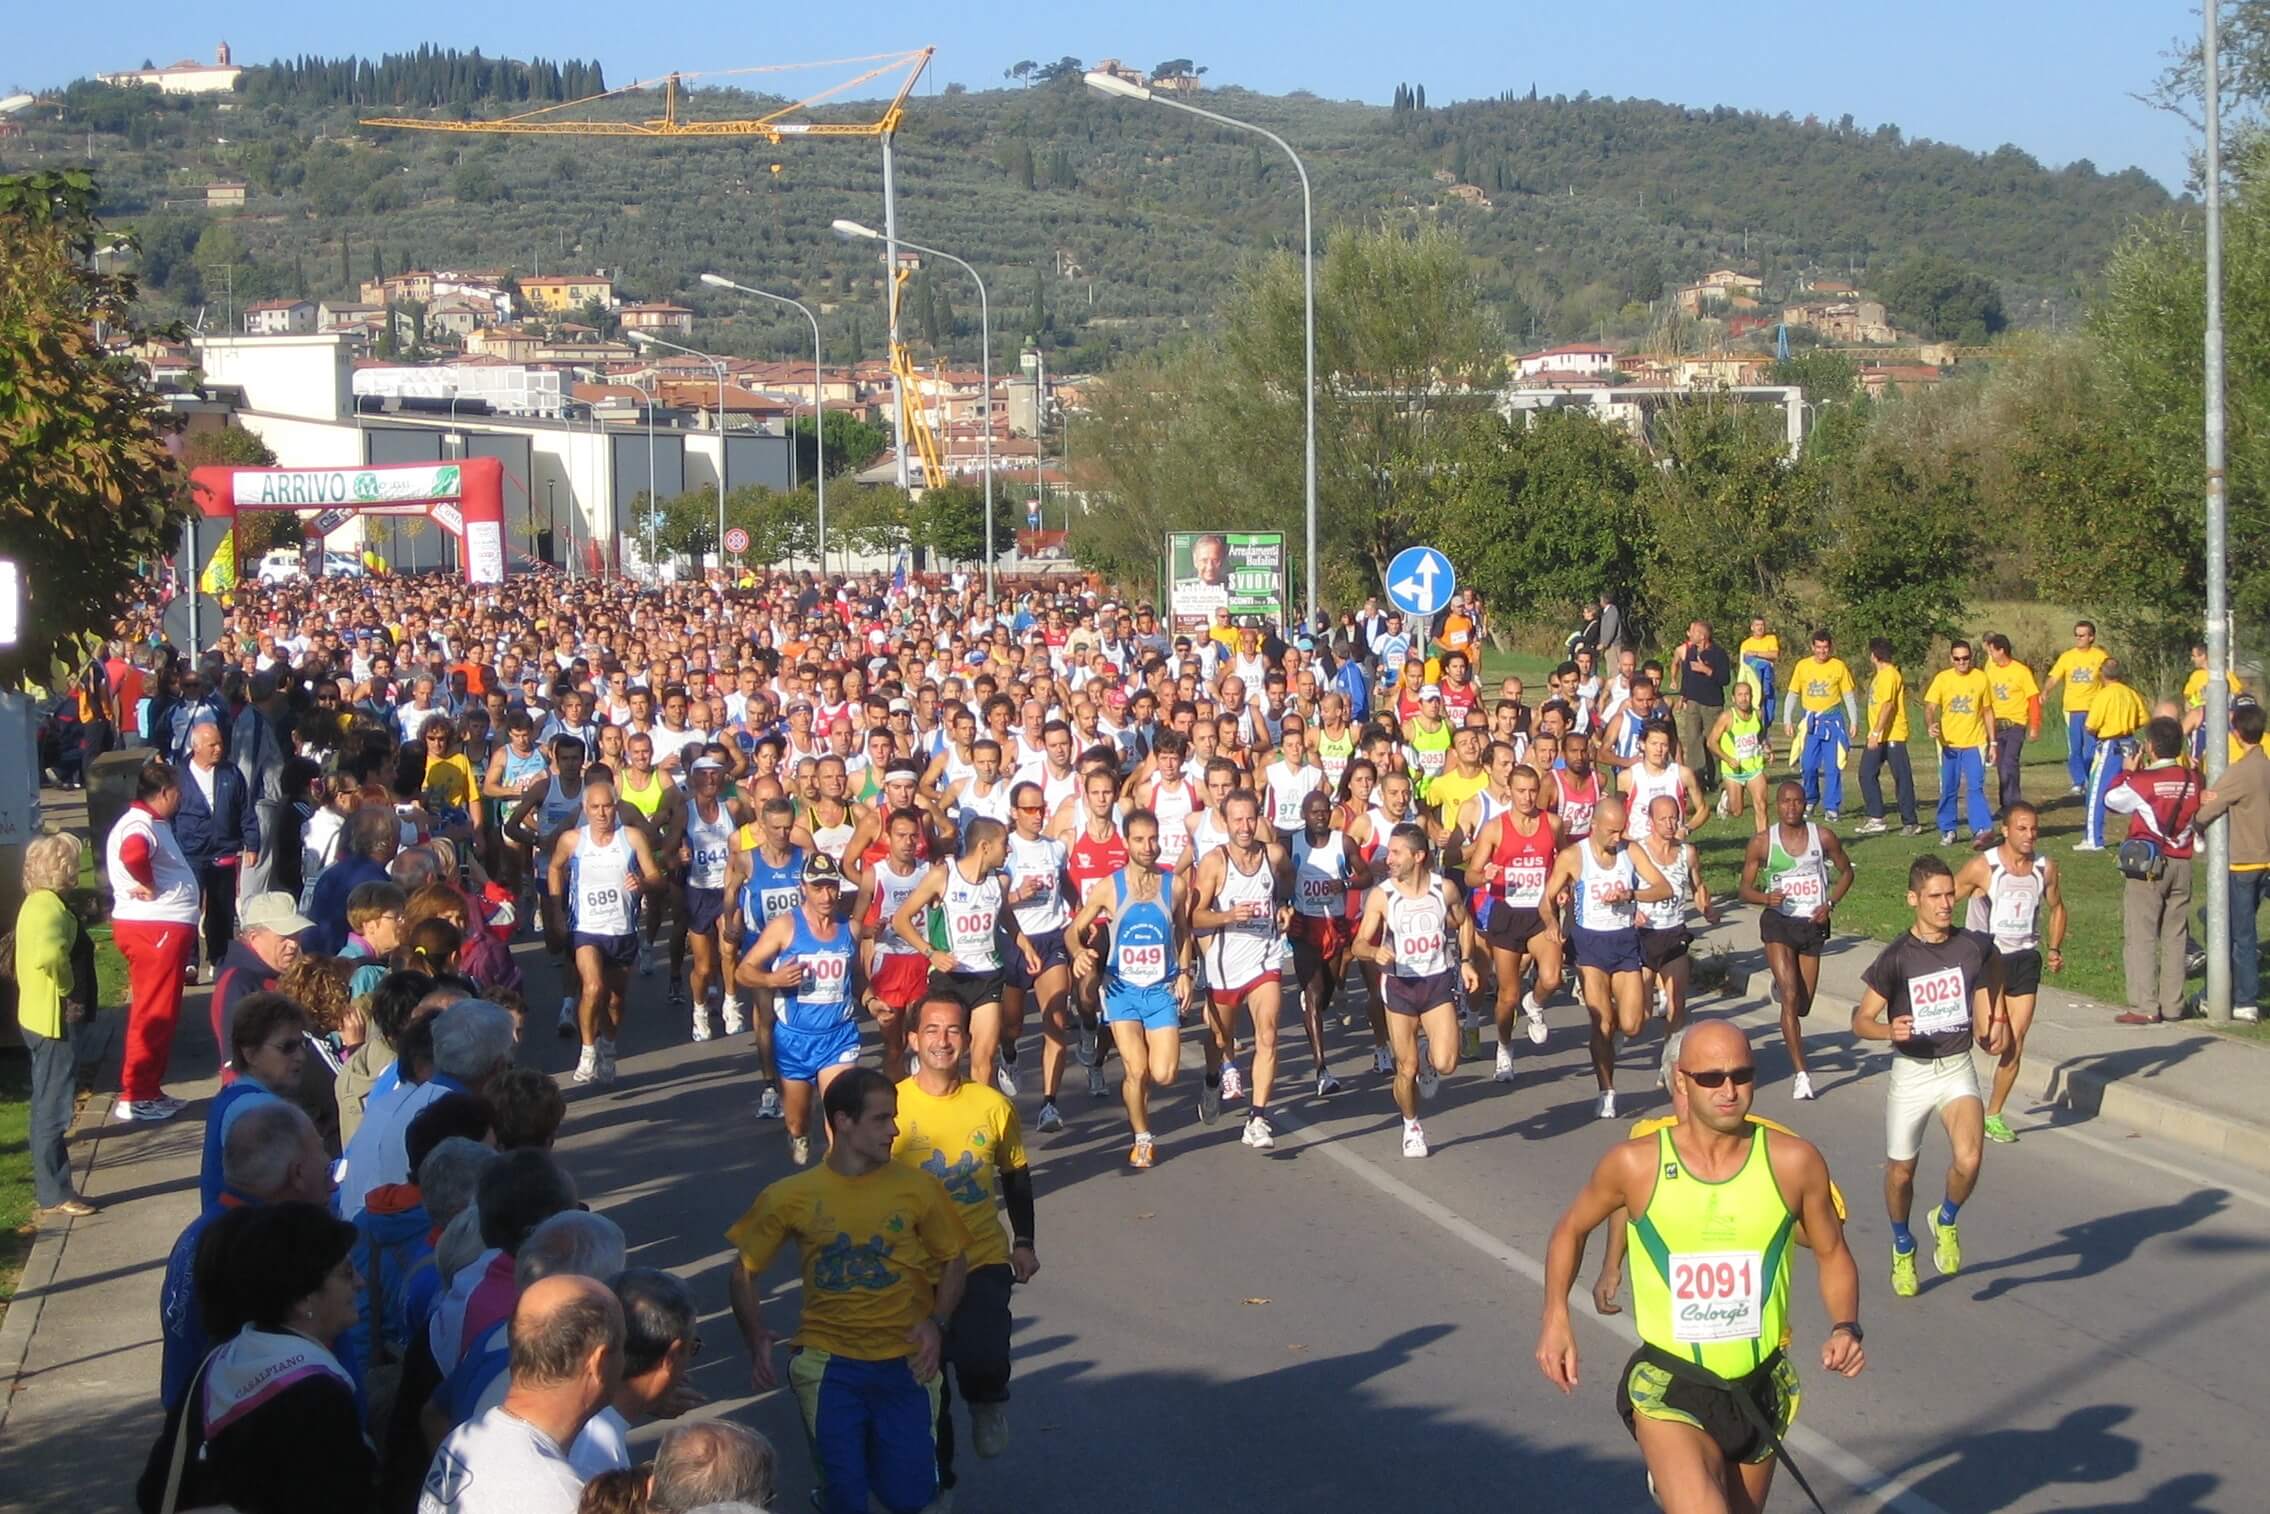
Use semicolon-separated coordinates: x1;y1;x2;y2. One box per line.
1538;1021;1864;1513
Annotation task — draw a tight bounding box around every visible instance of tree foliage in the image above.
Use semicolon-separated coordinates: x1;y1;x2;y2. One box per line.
1879;254;2008;344
0;170;189;688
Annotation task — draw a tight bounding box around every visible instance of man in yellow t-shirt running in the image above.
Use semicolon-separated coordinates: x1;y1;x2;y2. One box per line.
2044;620;2110;796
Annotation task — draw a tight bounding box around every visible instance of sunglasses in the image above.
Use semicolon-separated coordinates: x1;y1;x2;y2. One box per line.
1682;1066;1757;1088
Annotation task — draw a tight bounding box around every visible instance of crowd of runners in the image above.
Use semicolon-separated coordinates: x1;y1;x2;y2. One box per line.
82;559;2230;1514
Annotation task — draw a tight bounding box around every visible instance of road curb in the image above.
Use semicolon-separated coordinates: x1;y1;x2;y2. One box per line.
2015;1048;2270;1175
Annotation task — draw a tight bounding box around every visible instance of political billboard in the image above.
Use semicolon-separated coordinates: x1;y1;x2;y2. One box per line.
1165;530;1287;635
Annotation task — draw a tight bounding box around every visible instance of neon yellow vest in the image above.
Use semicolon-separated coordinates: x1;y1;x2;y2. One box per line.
1628;1126;1795;1377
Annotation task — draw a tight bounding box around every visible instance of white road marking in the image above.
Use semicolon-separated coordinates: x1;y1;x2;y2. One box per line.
1272;1106;1955;1514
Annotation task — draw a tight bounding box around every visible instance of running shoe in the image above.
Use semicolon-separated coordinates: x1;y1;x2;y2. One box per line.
1402;1120;1430;1159
1595;1090;1617;1121
789;1134;811;1167
1416;1043;1441;1101
1983;1113;2017;1144
1940;830;1957;846
1890;1245;1919;1298
1928;1210;1963;1277
1658;1040;1676;1089
757;1087;783;1120
1198;1076;1222;1125
2067;783;2085;796
1129;1135;1156;1169
1855;818;1889;836
1493;1042;1517;1083
596;1037;618;1085
572;1045;598;1085
557;997;576;1038
1077;1019;1099;1067
2072;841;2104;852
1241;1114;1276;1150
1315;1069;1342;1097
1791;1070;1817;1101
1219;1062;1245;1102
721;999;746;1036
1087;1063;1108;1098
1524;994;1549;1046
994;1054;1019;1099
2237;1005;2262;1023
1373;1045;1394;1076
1036;1100;1064;1133
111;1097;184;1124
1824;810;1840;823
669;977;688;1007
1900;824;1924;836
690;1007;712;1043
970;1401;1010;1458
638;942;655;977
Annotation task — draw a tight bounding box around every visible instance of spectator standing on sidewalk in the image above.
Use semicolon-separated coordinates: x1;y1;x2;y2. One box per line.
107;759;202;1123
234;672;294;898
1983;634;2042;818
2079;659;2151;853
1672;620;1731;789
175;720;260;981
1857;639;1920;836
2104;717;2202;1026
2194;700;2270;1022
14;833;94;1216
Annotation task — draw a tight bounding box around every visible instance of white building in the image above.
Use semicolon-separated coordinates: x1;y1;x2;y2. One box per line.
98;42;243;95
242;299;315;335
1515;343;1617;381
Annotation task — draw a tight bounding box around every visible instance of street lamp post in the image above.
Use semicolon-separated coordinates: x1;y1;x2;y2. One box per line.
701;273;826;570
1086;70;1317;631
631;330;730;574
833;219;994;598
2203;3;2235;1021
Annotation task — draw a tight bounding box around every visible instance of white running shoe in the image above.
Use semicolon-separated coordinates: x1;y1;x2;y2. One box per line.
1219;1062;1245;1102
721;999;746;1036
994;1055;1019;1099
1416;1042;1441;1101
1241;1114;1276;1150
1373;1045;1394;1076
756;1087;783;1120
789;1134;811;1166
1494;1041;1517;1083
557;997;576;1038
1402;1119;1429;1158
1792;1070;1817;1101
1524;994;1549;1046
1036;1100;1064;1133
1086;1063;1108;1098
1596;1090;1618;1120
112;1097;184;1124
690;1007;712;1043
572;1046;598;1085
1856;818;1889;836
1315;1069;1342;1097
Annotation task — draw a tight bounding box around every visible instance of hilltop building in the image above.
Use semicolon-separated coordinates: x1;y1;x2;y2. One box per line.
98;42;243;95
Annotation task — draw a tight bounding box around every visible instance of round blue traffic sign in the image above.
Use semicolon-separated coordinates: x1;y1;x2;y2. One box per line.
1385;546;1456;618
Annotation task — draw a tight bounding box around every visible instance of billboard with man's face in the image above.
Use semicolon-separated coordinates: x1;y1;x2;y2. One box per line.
1166;531;1287;635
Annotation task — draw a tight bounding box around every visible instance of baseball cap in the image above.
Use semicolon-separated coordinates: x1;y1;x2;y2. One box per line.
1105;688;1129;709
239;892;316;937
691;756;727;773
1420;683;1444;701
888;697;913;713
802;853;844;886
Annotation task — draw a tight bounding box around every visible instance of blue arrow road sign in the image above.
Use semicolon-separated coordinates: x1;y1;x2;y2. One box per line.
1385;546;1455;619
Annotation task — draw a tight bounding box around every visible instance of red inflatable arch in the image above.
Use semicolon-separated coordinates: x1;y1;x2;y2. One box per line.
187;456;509;584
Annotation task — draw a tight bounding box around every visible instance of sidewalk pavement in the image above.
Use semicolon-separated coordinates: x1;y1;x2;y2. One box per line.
0;900;2259;1508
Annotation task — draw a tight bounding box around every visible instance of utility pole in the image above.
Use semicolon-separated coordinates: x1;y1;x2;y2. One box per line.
2203;0;2235;1022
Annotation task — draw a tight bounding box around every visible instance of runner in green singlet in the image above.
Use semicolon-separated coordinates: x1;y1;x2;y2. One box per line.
1710;679;1772;835
1539;1022;1864;1514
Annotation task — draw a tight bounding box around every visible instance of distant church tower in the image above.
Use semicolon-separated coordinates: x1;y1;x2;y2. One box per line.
216;41;232;67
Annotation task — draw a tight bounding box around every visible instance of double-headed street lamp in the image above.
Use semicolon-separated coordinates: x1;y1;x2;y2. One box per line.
628;330;729;573
699;273;827;569
832;218;996;598
1085;69;1318;632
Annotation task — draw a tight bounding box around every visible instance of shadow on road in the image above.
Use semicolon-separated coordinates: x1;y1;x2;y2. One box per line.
1965;1189;2239;1301
1888;1404;2160;1512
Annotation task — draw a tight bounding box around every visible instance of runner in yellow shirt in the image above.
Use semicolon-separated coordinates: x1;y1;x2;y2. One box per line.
1982;633;2042;821
1923;640;1997;844
2044;621;2110;796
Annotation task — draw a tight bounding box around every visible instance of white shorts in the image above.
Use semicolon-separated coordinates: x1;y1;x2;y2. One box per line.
1884;1053;1982;1162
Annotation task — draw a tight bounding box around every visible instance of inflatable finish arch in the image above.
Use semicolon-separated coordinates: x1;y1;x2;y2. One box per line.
187;456;509;584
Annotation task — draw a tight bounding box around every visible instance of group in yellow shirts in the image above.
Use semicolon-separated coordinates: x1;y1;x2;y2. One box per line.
1923;639;1997;844
1784;629;1859;821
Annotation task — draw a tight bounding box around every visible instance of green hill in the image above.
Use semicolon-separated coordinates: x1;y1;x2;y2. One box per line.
3;50;2178;368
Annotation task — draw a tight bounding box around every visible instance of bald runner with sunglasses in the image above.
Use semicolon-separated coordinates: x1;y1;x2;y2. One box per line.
1539;1021;1863;1514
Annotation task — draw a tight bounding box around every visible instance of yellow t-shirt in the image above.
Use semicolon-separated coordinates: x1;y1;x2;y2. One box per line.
1738;634;1783;665
2184;668;2245;710
1868;665;1910;743
891;1077;1027;1270
1924;667;1995;749
423;752;480;812
725;1161;972;1360
2086;682;2150;741
1429;765;1491;830
1793;655;1855;714
1986;658;2041;725
2045;647;2110;712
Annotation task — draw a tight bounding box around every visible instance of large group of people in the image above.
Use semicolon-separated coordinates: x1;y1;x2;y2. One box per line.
17;553;2256;1514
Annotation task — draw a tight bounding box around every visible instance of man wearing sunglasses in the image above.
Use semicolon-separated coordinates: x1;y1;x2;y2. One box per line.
1853;854;2002;1300
1538;1021;1864;1513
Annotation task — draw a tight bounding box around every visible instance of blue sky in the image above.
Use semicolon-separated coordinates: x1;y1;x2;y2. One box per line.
11;0;2199;188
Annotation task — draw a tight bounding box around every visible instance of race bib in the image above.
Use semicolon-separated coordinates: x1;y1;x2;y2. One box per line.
691;844;729;884
801;953;851;1004
1669;1250;1766;1344
1505;859;1548;907
1298;873;1344;914
1992;887;2038;937
1778;869;1823;917
1563;801;1596;835
761;885;801;921
1906;964;1970;1036
1116;940;1168;987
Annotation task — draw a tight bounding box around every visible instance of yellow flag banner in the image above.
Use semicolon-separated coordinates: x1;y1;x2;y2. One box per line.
199;533;238;595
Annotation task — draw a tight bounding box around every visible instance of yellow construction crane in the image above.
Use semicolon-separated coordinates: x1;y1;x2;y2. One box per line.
361;48;948;490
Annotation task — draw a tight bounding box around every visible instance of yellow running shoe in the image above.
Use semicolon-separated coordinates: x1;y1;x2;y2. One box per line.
1891;1246;1919;1298
1928;1210;1963;1277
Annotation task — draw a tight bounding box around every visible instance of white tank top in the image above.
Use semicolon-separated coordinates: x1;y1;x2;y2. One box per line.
1206;846;1281;986
684;799;735;890
870;859;932;959
1627;763;1687;827
1639;842;1692;930
941;745;976;788
571;829;636;936
1265;761;1322;833
1385;876;1453;978
956;779;1013;837
941;866;1006;972
1005;833;1071;934
1574;842;1638;933
1964;851;2045;952
1151;776;1200;869
808;805;856;864
1189;808;1231;863
1290;831;1349;918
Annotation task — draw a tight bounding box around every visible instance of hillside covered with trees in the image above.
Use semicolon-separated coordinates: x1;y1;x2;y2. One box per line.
1;47;2177;369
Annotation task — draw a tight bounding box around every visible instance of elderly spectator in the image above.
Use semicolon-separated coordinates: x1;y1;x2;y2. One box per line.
198;992;311;1210
235;670;294;897
210;892;313;1081
137;1202;373;1514
647;1422;777;1514
419;1275;625;1514
2196;700;2270;1022
160;1102;332;1411
309;805;401;954
339;998;517;1220
15;832;92;1215
431;1211;631;1439
2106;716;2204;1025
107;759;202;1122
172;718;260;981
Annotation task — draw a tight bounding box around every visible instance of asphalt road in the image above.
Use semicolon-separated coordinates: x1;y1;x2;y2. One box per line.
532;936;2270;1514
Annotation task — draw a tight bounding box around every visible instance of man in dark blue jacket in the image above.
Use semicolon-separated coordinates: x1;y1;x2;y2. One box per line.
173;719;260;978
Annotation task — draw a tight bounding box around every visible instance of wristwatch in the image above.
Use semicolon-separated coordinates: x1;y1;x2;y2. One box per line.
1830;1320;1863;1343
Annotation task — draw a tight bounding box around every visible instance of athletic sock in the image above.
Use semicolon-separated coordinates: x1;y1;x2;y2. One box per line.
1937;1199;1961;1226
1890;1222;1916;1254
